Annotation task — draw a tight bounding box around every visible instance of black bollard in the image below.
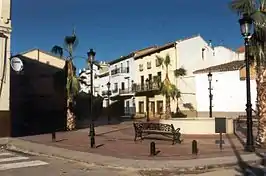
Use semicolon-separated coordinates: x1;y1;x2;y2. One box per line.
192;140;198;155
52;132;56;142
90;123;95;148
150;142;156;156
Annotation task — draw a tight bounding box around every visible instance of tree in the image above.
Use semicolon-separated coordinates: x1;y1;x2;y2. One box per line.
230;0;266;146
51;29;80;131
156;54;187;119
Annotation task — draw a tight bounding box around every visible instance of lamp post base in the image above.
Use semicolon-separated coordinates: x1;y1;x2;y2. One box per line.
244;145;255;152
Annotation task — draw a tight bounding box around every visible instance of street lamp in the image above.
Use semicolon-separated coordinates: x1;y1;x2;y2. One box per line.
208;72;213;118
87;49;96;148
107;81;111;124
239;15;255;152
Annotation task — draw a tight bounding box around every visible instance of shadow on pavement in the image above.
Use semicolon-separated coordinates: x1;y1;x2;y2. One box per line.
226;134;264;175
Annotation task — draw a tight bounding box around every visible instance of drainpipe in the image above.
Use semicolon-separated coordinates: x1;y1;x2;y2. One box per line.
0;33;8;96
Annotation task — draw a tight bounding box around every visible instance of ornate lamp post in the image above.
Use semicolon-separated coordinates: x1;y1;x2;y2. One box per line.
208;72;213;118
239;15;255;152
107;81;111;124
87;49;96;148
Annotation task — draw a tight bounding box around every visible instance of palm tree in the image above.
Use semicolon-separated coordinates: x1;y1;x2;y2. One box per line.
51;29;80;131
230;0;266;146
174;67;187;113
156;54;187;119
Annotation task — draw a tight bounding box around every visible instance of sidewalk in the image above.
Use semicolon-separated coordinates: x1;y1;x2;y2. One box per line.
0;121;264;173
1;138;262;170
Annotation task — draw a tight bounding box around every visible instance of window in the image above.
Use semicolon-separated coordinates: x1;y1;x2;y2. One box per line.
157;101;163;114
157;72;161;81
139;64;143;71
126;61;130;73
147;61;151;69
141;76;144;90
139;101;144;113
202;48;205;60
113;83;118;93
155;58;161;67
121;82;125;90
148;74;152;89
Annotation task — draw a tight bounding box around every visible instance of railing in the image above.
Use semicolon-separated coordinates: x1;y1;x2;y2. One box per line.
121;67;129;73
124;107;136;115
112;89;118;93
119;87;135;94
102;90;111;96
135;82;161;92
111;68;120;75
111;67;129;75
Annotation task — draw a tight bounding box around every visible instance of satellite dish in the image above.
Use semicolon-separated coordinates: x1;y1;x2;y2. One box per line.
10;57;23;72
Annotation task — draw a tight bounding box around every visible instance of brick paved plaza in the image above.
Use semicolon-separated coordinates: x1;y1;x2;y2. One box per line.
18;121;251;161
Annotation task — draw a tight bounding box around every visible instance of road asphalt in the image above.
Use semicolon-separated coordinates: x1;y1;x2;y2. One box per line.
0;149;265;176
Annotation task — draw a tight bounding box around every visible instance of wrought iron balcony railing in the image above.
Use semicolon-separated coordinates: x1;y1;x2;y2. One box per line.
111;67;129;75
134;82;161;92
102;90;111;96
119;87;135;95
112;89;118;93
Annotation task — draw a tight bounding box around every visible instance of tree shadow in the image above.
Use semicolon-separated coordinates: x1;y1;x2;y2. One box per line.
75;94;134;129
226;134;264;175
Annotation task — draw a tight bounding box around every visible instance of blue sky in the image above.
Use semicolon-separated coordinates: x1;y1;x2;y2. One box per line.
12;0;242;69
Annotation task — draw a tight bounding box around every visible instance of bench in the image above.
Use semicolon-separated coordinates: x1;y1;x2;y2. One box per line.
133;122;182;145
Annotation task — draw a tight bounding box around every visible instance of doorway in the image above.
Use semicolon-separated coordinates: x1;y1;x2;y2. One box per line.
150;101;155;117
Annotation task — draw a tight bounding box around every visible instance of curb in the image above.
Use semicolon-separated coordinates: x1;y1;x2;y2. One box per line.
1;137;263;173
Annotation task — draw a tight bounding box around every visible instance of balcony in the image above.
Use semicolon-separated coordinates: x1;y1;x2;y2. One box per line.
111;67;129;76
101;90;111;97
112;88;118;93
119;87;135;95
134;81;161;96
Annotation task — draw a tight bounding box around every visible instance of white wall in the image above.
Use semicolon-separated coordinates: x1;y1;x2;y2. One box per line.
177;36;244;112
195;71;257;113
109;57;135;96
79;64;100;96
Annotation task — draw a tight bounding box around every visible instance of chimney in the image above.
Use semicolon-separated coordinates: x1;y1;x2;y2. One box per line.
208;40;212;48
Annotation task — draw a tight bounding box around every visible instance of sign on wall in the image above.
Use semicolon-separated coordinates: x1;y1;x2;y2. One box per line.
10;57;23;72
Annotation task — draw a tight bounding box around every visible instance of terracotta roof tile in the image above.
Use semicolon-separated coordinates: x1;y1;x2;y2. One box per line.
193;60;245;74
236;46;245;53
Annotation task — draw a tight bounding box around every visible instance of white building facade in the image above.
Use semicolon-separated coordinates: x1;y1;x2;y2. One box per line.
108;53;136;116
0;0;11;136
176;35;244;116
193;60;256;118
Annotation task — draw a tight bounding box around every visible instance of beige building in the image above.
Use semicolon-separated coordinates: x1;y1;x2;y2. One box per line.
11;49;66;136
0;0;11;137
134;43;178;119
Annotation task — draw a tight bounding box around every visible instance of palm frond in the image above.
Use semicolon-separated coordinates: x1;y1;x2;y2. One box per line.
176;89;181;99
174;67;187;77
164;54;171;67
51;45;64;58
230;0;256;16
155;55;164;68
183;103;194;111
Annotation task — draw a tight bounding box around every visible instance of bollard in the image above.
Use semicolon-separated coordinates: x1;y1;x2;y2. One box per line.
262;152;266;167
192;140;198;155
52;132;56;142
90;123;95;148
150;142;156;156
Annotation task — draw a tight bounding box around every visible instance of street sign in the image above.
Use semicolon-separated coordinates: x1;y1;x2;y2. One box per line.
10;57;23;72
